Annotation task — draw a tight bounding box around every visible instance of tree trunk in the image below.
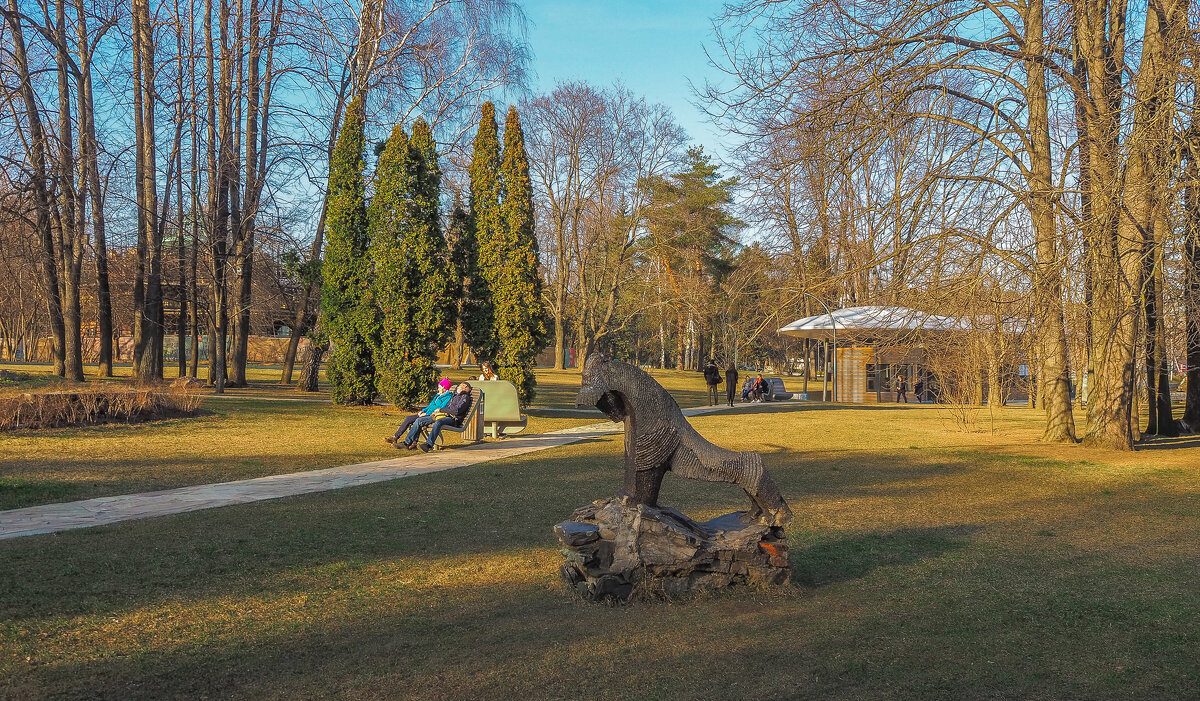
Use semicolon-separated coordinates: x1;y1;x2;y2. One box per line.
74;0;112;377
553;314;565;369
4;0;67;377
132;0;164;379
174;5;188;379
188;0;201;378
1026;0;1075;441
55;0;85;382
1075;0;1132;449
297;334;326;392
451;317;465;370
1186;83;1200;430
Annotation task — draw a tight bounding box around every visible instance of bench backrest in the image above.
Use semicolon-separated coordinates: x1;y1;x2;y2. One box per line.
472;380;522;422
465;388;483;423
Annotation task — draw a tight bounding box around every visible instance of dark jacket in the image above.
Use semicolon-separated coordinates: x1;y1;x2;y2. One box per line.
725;368;739;387
443;391;474;426
703;363;721;385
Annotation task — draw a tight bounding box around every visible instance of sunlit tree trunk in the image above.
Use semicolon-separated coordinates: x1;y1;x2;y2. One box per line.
73;0;113;377
132;0;164;379
1075;0;1134;449
1026;0;1075;441
4;0;67;377
55;0;85;381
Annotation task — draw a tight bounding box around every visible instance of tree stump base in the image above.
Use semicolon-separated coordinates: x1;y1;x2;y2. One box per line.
554;495;790;603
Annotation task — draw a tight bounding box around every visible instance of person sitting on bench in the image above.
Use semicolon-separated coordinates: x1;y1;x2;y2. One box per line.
385;377;453;448
751;374;769;402
401;381;474;452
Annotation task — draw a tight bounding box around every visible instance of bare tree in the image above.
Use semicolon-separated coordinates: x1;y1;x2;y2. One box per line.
523;81;686;369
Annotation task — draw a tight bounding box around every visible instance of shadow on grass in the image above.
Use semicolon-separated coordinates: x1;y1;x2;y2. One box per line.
0;435;969;621
700;401;955;417
0;477;82;509
0;448;411;510
1137;433;1200;451
7;432;1200;699
790;525;983;587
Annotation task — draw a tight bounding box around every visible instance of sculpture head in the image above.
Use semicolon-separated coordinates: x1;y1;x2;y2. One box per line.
577;354;629;422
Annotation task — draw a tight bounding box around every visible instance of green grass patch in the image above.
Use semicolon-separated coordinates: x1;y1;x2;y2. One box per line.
0;477;80;510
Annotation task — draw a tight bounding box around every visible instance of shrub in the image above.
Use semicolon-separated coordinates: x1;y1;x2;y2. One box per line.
0;382;204;431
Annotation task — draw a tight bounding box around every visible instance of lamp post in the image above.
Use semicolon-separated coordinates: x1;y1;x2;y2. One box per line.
799;292;837;402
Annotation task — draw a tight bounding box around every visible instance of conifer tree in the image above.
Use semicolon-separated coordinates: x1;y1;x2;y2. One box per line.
496;106;547;401
321;95;376;405
369;121;454;407
467;101;502;362
445;195;473;368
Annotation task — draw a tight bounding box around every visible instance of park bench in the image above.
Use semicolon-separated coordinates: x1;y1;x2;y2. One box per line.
422;388;484;449
765;378;793;401
473;379;529;438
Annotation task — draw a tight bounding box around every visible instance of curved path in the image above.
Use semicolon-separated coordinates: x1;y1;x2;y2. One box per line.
0;404;740;540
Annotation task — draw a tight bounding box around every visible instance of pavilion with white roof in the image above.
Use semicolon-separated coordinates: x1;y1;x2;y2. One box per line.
776;305;1025;403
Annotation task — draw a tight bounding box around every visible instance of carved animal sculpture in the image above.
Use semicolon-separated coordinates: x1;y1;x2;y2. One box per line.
577;356;794;527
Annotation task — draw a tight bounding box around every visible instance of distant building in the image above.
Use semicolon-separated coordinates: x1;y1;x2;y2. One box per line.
778;305;1029;404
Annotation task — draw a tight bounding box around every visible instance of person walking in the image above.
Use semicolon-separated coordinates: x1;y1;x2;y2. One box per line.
703;358;721;406
725;364;739;407
896;373;908;403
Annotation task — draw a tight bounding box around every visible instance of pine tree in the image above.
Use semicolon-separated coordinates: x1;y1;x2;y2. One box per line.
369;120;454;408
496;106;547;402
467;101;502;363
321;95;376;405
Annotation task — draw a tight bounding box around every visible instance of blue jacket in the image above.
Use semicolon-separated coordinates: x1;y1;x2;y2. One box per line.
423;391;452;414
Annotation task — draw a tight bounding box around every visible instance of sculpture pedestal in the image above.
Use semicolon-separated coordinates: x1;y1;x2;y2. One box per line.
554;495;790;602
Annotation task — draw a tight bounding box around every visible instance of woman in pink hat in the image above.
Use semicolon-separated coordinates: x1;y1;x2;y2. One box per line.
385;377;455;448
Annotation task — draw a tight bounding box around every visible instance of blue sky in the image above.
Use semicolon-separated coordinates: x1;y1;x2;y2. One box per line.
521;0;731;157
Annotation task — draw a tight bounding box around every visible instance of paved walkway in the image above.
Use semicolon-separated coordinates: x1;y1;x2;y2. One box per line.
0;404;735;540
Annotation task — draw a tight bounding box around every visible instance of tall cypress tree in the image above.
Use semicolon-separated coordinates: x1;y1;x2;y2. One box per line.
445;195;473;368
369;121;454;407
321;95;376;405
467;102;502;363
496;106;547;402
409;119;455;351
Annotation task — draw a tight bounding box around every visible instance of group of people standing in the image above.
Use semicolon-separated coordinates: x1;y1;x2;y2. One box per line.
703;359;737;407
384;362;500;452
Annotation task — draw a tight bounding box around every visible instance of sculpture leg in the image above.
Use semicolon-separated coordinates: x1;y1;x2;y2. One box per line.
722;451;793;527
622;462;668;507
745;469;793;527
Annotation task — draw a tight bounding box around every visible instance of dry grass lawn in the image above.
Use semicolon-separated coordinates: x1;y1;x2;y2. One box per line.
2;400;1199;699
0;364;715;509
